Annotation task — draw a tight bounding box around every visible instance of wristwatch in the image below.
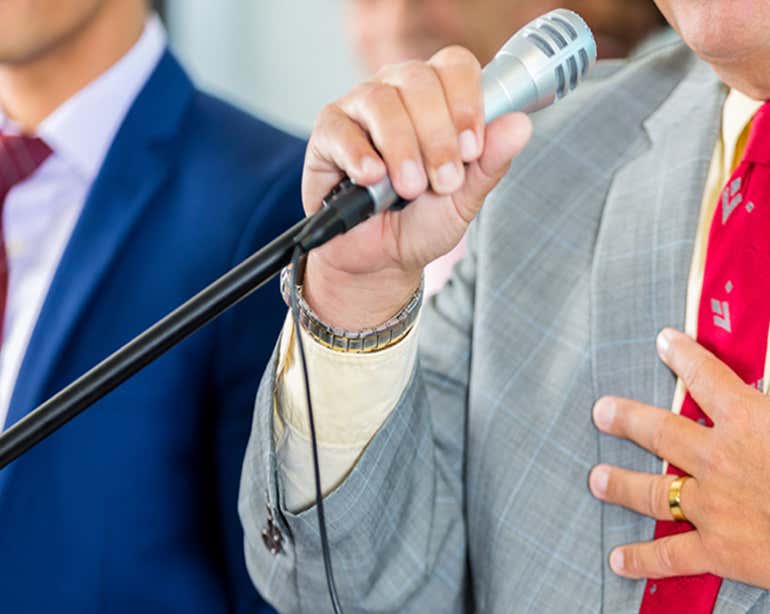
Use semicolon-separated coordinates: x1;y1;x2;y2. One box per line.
279;263;423;353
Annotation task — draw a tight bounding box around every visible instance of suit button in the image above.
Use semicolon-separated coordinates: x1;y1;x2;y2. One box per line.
262;506;283;555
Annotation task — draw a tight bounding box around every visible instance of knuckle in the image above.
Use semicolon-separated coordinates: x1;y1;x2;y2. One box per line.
309;109;347;158
374;60;407;79
702;532;725;567
696;494;716;522
315;114;356;155
433;44;481;70
378;60;436;90
693;472;711;504
360;81;397;108
724;393;751;425
682;353;709;392
398;60;435;85
306;136;325;167
315;103;343;130
679;484;699;524
371;64;391;82
704;445;735;479
655;540;676;573
648;477;667;517
345;81;374;103
328;108;351;134
649;413;674;458
699;529;717;553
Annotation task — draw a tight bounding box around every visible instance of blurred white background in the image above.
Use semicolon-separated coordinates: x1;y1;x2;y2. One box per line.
165;0;363;137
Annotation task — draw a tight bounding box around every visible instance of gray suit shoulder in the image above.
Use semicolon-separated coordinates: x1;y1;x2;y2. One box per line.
487;41;703;213
531;39;697;139
479;40;707;266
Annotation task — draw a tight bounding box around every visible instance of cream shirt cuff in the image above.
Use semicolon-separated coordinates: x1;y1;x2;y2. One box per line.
273;310;419;512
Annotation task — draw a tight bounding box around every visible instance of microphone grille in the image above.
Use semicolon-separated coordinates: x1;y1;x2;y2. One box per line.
481;9;597;121
523;9;596;100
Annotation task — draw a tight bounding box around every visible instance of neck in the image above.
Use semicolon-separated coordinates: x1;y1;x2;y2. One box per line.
0;3;147;131
710;60;770;102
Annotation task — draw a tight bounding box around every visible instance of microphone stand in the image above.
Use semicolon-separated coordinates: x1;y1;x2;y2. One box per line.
0;6;598;471
0;218;310;470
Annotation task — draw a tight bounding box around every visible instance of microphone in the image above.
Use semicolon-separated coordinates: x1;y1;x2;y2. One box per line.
0;9;596;476
297;8;597;252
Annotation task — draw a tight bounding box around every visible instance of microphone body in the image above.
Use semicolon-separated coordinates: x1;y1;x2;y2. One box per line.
297;8;597;252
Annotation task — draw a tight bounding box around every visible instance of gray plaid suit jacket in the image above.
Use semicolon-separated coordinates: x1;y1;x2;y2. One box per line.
239;41;770;613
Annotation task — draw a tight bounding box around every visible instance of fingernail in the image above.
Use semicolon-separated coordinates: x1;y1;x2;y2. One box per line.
657;329;674;361
434;162;463;193
593;397;616;431
400;159;426;195
609;549;624;573
459;130;478;161
360;155;385;178
589;465;610;497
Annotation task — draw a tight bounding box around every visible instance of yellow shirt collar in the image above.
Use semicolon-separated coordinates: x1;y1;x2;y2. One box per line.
722;88;764;177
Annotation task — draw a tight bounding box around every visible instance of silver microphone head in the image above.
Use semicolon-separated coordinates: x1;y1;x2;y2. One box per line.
482;9;597;122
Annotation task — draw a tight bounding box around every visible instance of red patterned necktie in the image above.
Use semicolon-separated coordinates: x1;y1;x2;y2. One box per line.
639;102;770;613
0;133;52;343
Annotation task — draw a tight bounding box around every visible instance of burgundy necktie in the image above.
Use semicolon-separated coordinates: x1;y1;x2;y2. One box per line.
0;134;52;342
640;102;770;613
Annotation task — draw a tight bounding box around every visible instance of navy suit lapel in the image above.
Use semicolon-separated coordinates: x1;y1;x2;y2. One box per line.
4;52;193;432
591;59;734;612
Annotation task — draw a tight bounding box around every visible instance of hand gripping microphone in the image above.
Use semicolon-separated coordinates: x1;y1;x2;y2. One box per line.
296;8;597;252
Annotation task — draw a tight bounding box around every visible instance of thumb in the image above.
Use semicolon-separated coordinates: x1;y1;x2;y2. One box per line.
452;112;532;222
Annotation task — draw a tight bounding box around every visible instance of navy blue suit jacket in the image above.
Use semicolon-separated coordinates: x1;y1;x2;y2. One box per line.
0;51;304;612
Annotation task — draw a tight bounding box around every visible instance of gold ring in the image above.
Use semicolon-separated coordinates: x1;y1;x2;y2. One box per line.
668;475;691;522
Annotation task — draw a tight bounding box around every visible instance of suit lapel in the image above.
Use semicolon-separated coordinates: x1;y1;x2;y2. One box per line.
591;58;736;612
3;52;193;433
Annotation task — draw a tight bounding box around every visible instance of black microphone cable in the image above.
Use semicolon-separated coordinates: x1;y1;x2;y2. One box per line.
289;244;345;614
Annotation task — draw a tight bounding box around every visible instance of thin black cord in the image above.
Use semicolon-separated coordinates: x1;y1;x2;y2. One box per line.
290;246;344;614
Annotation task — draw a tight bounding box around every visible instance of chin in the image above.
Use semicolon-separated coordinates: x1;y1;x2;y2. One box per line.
0;33;64;67
0;40;35;65
661;1;770;66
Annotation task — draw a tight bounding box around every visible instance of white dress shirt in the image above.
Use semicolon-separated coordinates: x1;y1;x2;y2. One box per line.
0;16;166;430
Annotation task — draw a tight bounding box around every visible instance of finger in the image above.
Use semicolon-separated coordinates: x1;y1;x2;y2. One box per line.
303;104;388;214
450;112;532;223
593;396;709;474
657;328;751;423
609;532;711;580
378;60;465;195
429;45;485;164
589;465;701;524
338;81;429;201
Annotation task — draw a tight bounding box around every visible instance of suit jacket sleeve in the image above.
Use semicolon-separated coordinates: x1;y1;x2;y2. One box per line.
239;219;481;613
